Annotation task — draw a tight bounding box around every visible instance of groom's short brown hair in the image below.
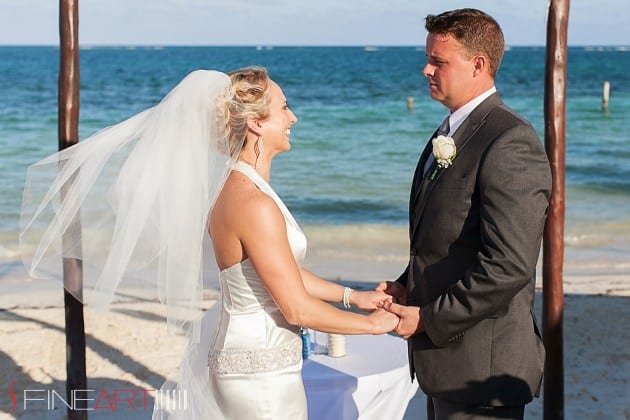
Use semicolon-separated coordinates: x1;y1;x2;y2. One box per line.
425;8;505;78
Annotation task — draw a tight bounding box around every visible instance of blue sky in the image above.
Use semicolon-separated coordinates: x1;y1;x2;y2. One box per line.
1;0;628;46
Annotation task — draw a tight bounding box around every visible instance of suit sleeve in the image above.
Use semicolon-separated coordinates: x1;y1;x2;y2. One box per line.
421;123;551;347
395;264;409;287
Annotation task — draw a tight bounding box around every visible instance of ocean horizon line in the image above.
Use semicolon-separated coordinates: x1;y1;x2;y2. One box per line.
1;44;629;49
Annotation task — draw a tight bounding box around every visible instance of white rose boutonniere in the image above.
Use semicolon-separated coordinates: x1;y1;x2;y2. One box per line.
432;135;456;169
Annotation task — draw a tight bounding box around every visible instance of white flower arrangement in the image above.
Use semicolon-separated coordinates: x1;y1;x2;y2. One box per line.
432;135;456;169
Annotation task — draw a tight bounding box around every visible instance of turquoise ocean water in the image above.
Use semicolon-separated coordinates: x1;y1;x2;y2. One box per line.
1;46;629;278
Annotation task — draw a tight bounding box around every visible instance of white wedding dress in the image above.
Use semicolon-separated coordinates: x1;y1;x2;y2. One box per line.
206;161;308;419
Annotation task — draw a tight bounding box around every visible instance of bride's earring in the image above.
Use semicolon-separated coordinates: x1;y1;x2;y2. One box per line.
254;135;264;170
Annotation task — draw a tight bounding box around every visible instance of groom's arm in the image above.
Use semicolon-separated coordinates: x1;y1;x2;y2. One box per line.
421;123;551;347
395;264;409;287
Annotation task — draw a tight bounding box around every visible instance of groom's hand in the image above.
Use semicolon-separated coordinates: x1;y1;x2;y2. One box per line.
375;281;406;305
383;301;423;339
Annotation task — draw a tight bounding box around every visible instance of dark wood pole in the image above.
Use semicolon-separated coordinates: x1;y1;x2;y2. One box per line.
59;0;87;418
543;0;569;419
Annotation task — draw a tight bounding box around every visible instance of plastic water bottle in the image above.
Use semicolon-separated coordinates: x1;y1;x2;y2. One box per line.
300;327;311;359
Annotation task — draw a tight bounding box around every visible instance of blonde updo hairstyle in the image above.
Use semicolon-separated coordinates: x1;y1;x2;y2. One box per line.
219;66;271;156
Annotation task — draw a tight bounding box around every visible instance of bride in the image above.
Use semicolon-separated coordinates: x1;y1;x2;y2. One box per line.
20;67;399;419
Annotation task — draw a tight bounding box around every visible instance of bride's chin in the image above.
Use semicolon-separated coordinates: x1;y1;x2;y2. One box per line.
271;144;291;158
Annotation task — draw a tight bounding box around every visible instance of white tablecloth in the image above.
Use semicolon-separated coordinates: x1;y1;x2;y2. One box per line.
302;333;418;420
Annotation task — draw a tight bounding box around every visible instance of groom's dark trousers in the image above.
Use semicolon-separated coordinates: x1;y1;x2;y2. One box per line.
396;93;551;418
427;396;525;419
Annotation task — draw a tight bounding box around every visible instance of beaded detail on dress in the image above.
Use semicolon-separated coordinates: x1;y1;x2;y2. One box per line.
208;338;302;375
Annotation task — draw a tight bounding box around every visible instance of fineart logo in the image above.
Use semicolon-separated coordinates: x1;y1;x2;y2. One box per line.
4;381;187;414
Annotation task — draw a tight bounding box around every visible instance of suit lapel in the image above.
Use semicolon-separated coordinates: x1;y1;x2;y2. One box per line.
410;130;438;206
408;126;441;237
409;93;503;239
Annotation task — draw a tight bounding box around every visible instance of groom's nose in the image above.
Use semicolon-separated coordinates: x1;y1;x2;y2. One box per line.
423;63;435;78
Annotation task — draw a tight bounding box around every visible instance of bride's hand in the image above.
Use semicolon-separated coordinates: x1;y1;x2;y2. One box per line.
368;308;400;335
375;281;406;305
351;290;393;312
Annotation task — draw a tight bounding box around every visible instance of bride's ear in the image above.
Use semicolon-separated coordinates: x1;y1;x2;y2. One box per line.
247;119;263;136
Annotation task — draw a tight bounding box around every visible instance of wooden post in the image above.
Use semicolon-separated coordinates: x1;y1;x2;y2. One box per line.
543;0;569;419
59;0;87;418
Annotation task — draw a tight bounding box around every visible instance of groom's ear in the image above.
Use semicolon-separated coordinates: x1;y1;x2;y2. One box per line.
472;55;487;77
247;119;263;136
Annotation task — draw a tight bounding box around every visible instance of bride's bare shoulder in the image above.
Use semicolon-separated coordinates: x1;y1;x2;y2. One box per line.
214;171;281;224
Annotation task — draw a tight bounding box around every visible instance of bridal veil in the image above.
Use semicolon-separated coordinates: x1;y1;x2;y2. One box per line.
20;69;244;417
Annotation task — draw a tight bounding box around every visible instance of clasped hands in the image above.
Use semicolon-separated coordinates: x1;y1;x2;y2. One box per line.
355;281;424;339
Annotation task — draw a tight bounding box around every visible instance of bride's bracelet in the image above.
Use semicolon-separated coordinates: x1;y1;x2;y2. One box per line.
342;287;353;309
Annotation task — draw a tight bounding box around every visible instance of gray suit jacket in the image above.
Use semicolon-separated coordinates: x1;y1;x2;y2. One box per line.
397;93;551;406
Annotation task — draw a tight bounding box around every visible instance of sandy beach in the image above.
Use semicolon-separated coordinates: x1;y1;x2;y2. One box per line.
0;246;628;419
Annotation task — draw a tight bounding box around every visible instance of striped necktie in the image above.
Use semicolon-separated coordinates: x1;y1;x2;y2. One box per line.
437;116;450;136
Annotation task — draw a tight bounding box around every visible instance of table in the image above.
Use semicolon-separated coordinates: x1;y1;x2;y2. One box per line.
302;333;419;420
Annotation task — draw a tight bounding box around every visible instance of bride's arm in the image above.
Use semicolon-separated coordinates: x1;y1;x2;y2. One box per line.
300;269;391;312
239;194;397;335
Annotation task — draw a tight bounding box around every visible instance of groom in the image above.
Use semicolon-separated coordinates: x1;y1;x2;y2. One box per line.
379;9;551;419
